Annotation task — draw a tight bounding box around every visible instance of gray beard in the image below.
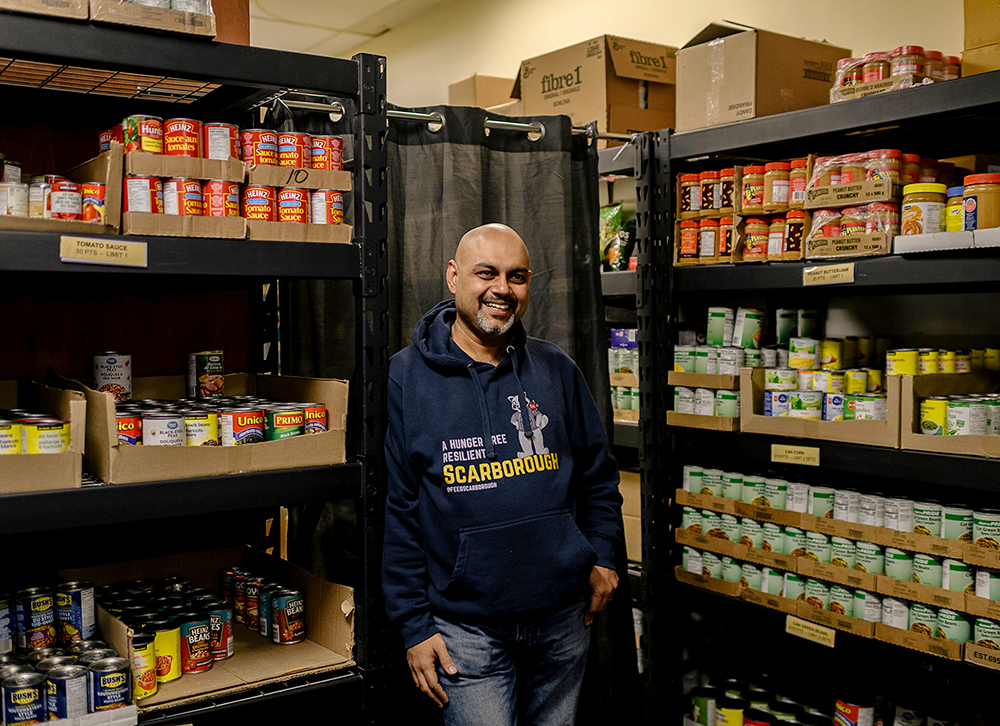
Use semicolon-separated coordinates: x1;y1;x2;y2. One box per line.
476;307;516;336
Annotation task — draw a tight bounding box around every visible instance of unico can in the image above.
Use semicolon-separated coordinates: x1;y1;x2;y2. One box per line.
310;135;343;170
203;122;240;160
278;131;311;167
302;403;328;434
242;185;277;220
271;589;306;644
177;615;212;674
164;118;202;157
2;672;46;725
123;175;163;214
278;187;309;223
88;657;132;710
82;182;106;223
220;408;264;446
131;633;157;700
46;664;88;719
310;189;344;224
55;581;95;645
163;178;203;216
123;114;163;154
240;129;279;166
203;180;240;217
117;411;141;445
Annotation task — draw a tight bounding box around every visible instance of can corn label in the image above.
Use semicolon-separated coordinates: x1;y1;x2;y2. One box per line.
765;368;798;390
278;132;311;167
278;187;309;223
123;115;163;154
271;590;306;644
203;122;240;161
88;657;131;710
220;408;265;446
820;339;843;369
164;118;202;157
240;129;279;166
310;189;344;224
163;178;203;216
310;135;343;170
3;672;46;725
131;634;157;700
243;185;277;220
788;391;823;419
81;182;106;223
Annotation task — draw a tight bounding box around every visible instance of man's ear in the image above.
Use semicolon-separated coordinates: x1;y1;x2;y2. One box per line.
446;260;458;294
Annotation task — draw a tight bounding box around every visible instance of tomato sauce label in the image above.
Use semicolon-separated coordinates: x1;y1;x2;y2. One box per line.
123;116;163;154
310;136;343;170
164;119;202;157
164;179;203;216
240;130;278;166
203;123;239;161
82;183;106;223
203;180;240;217
278;188;309;223
278;132;310;167
310;190;344;225
242;186;276;221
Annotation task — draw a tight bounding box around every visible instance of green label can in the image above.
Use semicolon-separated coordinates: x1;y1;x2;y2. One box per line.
881;597;910;629
783;572;806;600
763;523;784;554
830;537;857;568
683;546;702;574
854;590;882;622
674;386;695;414
776;309;798;345
829;584;854;617
702;552;723;578
692;686;722;726
743;349;764;367
789;338;819;370
187;350;224;398
913;502;943;538
263;407;305;441
763;567;784;596
740;518;764;548
912;554;943;588
804;579;830;610
809;486;836;518
707;308;735;347
973;509;1000;549
721;471;744;500
976;568;1000;600
942;506;973;542
694;350;710;375
765;478;788;510
885;497;915;532
885;548;914;581
721;556;743;583
685;465;704;493
674;346;697;373
805;531;832;564
702;511;724;539
765;368;798;390
942;559;975;593
682;507;703;533
974;618;1000;650
859;493;886;528
720;514;742;543
788;391;823;419
715;390;740;418
742;476;768;505
909;603;938;637
700;469;724;497
855;541;885;575
740;563;763;591
920;397;949;435
784;527;807;557
936;608;971;643
787;482;810;513
833;489;861;524
732;308;764;349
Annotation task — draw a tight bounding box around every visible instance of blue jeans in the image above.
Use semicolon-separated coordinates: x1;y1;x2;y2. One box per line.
432;597;590;726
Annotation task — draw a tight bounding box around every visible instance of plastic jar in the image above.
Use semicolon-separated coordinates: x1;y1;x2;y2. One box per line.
813;209;842;238
867;202;900;235
768;214;787;255
700;170;719;212
679;174;701;215
862;52;891;82
941;56;961;80
867;149;902;182
901;183;947;235
946;187;965;232
679;219;700;258
719;168;736;213
786;210;808;253
699;217;719;258
743;217;770;259
920;158;938;183
718;217;735;257
763;162;791;211
891;45;925;77
841;206;867;237
741;166;766;214
963;174;1000;231
924;50;943;80
840;154;869;185
838;57;863;86
813;160;840;187
788;159;808;208
901;154;922;186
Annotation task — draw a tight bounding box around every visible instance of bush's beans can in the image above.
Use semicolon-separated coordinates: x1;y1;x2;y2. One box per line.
240;129;279;166
184;410;219;446
220;408;265;446
0;595;11;654
164;118;202;157
177;615;212;674
82;181;106;223
131;633;157;700
203;179;240;217
123;115;163;154
77;649;117;666
2;671;46;724
310;135;343;170
25;648;64;666
244;577;264;631
139;620;181;684
67;639;107;655
200;600;234;660
117;411;141;445
55;581;95;645
278;187;309;223
46;664;88;719
278;131;311;167
302;403;328;434
123;175;163;214
21;419;69;454
242;185;277;221
271;590;305;645
203;122;240;160
142;412;185;446
163;178;204;216
311;189;344;224
264;406;305;441
89;657;132;710
93;351;132;401
0;182;28;217
49;181;82;220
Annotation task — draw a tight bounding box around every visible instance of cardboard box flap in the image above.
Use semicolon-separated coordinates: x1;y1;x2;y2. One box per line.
682;22;750;49
606;36;676;84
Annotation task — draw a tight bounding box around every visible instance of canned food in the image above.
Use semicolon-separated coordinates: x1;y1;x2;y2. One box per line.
833;489;860;523
920;397;949;435
310;135;343;170
740;564;763;591
783;572;806;600
764;368;798;390
885;497;914;532
682;546;702;574
139;620;181;683
885;548;913;581
913;501;943;537
123;114;164;154
764;479;788;510
2;672;46;724
805;531;832;563
829;584;854;616
956;350;972;373
278;131;311;167
715;390;740;418
948;399;988;435
702;552;722;578
881;597;910;629
693;686;722;726
93;351;132;401
702;510;723;538
271;589;306;644
164;118;202;157
242;185;277;221
99;129;116;153
88;657;132;710
784;527;807;557
943;505;973;541
142;412;184;446
241;129;279;166
131;633;157;700
278;187;310;223
220;408;265;446
28;181;50;218
719;514;742;543
49;181;82;220
177;615;212;674
700;469;723;497
302;404;328;435
184;410;219;446
81;181;106;223
809;486;835;518
716;697;751;726
0;182;28;217
0;421;19;455
942;558;975;593
123;175;163;214
887;349;919;376
909;603;938;636
721;557;743;584
54;582;95;645
804;579;830;609
842;369;868;394
974;617;1000;649
201;600;234;661
203;179;241;217
45;664;88;719
854;590;882;622
740;475;766;504
919;348;940;375
787;391;823;419
163;178;204;216
912;553;943;588
720;471;743;500
203;122;240;161
830;537;856;568
762;568;784;596
682;507;702;532
789;338;819;370
765;391;791;417
976;568;1000;600
187;351;224;398
936;608;971;642
310;189;345;225
975;509;1000;549
786;482;810;513
820;339;843;369
813;371;845;393
736;518;760;548
939;349;957;373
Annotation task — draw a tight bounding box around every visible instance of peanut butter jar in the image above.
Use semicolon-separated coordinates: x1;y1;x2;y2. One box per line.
902;183;946;235
962;174;1000;231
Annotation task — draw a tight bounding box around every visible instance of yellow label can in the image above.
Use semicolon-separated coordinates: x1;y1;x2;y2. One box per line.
956;350;972;373
887;349;918;376
920;397;949;435
866;368;884;393
972;349;986;371
919;349;939;375
0;420;21;454
939;350;957;374
21;420;69;454
843;370;868;394
820;338;844;370
986;348;1000;371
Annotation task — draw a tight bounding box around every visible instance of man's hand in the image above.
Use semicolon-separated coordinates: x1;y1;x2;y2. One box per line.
406;633;457;708
585;564;619;626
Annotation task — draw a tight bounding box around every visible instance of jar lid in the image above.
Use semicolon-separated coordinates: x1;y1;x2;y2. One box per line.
720;217;734;224
947;186;966;196
680;220;700;228
699;218;719;226
720;167;735;176
903;183;947;195
790;158;808;169
699;170;719;180
965;173;1000;185
945;56;961;65
901;153;921;163
680;174;699;182
872;149;902;158
787;210;808;219
744;165;766;174
744;217;768;225
925;50;943;60
769;213;786;222
893;45;925;56
765;162;791;172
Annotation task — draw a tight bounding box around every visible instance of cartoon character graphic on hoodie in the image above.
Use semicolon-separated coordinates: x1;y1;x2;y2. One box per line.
509;394;549;457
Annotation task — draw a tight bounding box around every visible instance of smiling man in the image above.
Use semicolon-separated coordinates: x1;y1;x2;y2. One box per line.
383;223;623;726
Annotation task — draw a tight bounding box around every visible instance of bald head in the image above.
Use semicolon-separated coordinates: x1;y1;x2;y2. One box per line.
454;223;529;268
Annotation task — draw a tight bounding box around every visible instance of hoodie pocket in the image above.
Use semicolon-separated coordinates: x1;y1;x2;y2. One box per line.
447;510;597;613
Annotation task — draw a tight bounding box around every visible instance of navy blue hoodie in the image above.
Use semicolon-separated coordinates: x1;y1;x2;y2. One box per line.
383;300;623;649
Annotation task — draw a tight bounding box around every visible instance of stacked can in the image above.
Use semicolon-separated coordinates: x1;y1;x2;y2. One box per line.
918;393;1000;435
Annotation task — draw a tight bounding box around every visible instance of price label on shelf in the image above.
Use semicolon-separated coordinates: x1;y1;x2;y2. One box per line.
771;444;820;466
786;616;836;648
60;236;148;268
803;263;855;286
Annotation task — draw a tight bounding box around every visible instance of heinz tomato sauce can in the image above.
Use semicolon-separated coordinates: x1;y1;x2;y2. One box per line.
203;180;240;217
240;129;278;166
278;188;309;223
163;178;203;216
164;118;202;157
242;186;276;221
203;122;240;161
310;190;344;224
310;135;343;170
123;176;163;214
278;132;310;168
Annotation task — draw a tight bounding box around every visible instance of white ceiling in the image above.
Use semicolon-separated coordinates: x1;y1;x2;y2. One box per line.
249;0;452;57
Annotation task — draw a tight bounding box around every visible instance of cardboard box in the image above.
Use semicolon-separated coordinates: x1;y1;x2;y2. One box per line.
245;220;352;244
876;574;967;610
620;467;640;518
941;154;1000;176
676;526;741;559
874;622;963;660
90;0;216;37
485;99;524;117
60;545;354;713
741;587;799;614
966;641;1000;670
245;165;351;192
610;371;639;387
742;546;799;572
965;542;1000;570
877;527;965;559
965;0;1000;51
675;23;850;132
0;380;85;494
667;411;740;432
613;409;639;423
125;151;245;183
73;373;347;484
668;372;738;390
893;231;974;254
961;42;1000;76
676;488;738;515
512;35;677;136
798;557;878;592
965;593;1000;620
805;179;902;210
740;367;901;448
796;601;875;638
675;565;742;597
122;213;246;239
799;513;881;544
0;142;123;235
900;373;1000;457
624;513;642;562
0;0;87;18
830;74;933;103
806;233;892;260
212;0;249;45
734;501;802;528
449;74;516;108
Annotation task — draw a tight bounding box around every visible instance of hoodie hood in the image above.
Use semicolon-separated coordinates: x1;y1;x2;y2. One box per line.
412;299;527;371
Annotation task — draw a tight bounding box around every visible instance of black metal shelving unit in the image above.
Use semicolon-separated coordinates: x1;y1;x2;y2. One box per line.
0;13;387;726
638;70;1000;724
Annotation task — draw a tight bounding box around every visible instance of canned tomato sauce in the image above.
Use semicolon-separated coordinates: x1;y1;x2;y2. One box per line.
311;189;344;224
203;180;240;217
242;185;277;221
240;129;279;166
123;115;163;154
163;178;204;216
164;118;202;157
310;135;343;170
278;187;310;223
278;131;311;167
203;122;240;161
81;182;106;223
123;175;163;214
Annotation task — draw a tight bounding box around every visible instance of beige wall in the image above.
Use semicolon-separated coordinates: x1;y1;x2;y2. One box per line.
347;0;963;108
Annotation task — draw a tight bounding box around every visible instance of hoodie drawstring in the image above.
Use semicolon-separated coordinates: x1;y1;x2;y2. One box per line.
506;345;536;451
466;364;497;460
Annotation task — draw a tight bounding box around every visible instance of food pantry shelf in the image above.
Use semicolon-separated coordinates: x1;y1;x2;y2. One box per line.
602;270;637;297
0;463;362;535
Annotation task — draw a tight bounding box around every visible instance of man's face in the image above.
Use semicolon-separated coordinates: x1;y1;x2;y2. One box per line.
447;232;531;340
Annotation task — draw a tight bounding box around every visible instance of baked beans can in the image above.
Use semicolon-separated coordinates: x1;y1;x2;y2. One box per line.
16;588;56;651
302;403;328;434
55;581;95;645
242;185;277;221
240;129;279;166
77;648;117;666
49;180;82;220
184;410;219;446
2;672;46;725
218;567;242;602
278;187;309;223
278;131;311;167
200;600;234;660
24;647;64;666
203;122;240;160
117;411;141;445
310;135;343;170
164;118;202;157
46;664;88;719
28;182;50;218
142;412;185;446
139;620;181;684
264;406;304;440
163;177;204;216
123;114;163;154
244;577;264;631
220;408;265;446
131;633;157;700
188;350;225;397
123;175;163;214
0;182;28;217
310;189;344;225
203;179;240;217
89;657;132;710
21;420;69;454
176;615;212;674
271;589;305;644
68;639;106;656
82;181;106;223
35;655;78;673
93;351;132;401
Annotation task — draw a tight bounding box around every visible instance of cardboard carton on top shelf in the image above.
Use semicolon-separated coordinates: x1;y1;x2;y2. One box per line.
512;35;677;137
89;0;216;37
122;212;246;239
675;23;850;132
965;0;1000;52
623;513;641;562
449;74;516;109
0;0;87;19
961;43;1000;77
900;373;1000;457
830;74;934;104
